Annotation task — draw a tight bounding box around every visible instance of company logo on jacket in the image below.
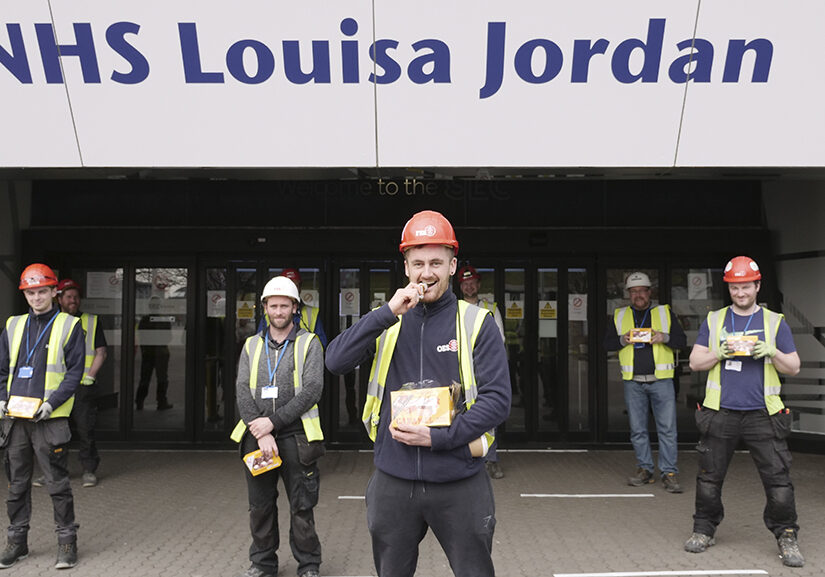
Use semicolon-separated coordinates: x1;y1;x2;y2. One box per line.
436;339;459;353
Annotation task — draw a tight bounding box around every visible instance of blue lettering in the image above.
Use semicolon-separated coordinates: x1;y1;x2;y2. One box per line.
408;39;450;84
611;18;665;83
178;23;224;83
668;39;713;83
226;40;274;84
571;39;608;83
106;22;149;84
514;39;563;84
35;22;100;84
340;18;359;83
283;40;331;84
0;24;32;83
479;22;505;99
369;39;400;84
723;39;772;82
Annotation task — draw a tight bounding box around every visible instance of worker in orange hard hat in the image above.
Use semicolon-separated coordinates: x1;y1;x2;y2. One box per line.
0;264;85;569
456;264;506;480
326;210;511;577
34;279;107;489
685;256;804;568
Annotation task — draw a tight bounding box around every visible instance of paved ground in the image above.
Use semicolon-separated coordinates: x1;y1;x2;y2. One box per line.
1;448;822;577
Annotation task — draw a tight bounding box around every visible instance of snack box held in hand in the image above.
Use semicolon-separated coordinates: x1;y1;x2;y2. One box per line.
6;396;42;419
628;328;652;343
391;387;453;428
243;449;283;476
726;335;758;356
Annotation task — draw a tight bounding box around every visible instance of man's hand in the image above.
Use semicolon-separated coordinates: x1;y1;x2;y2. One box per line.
81;376;96;385
387;283;424;316
389;423;432;447
249;417;275;439
752;340;776;359
650;330;669;345
716;340;734;361
257;434;278;460
33;402;53;422
0;401;6;418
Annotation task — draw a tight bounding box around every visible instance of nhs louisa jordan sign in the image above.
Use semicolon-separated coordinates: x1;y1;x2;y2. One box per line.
2;1;823;168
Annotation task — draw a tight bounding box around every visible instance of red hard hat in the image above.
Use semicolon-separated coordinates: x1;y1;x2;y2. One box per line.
399;210;459;255
57;278;82;295
458;266;479;282
723;256;761;283
282;268;302;285
19;263;58;290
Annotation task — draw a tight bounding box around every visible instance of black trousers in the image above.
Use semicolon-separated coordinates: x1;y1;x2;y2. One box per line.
692;407;799;539
3;418;78;544
242;433;321;576
71;383;100;473
137;346;170;405
366;468;496;577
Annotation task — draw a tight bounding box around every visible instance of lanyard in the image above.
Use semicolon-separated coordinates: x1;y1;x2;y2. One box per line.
633;307;650;328
729;306;757;335
265;337;289;385
24;310;59;366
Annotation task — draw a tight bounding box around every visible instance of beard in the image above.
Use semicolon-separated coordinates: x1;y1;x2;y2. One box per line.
269;316;293;331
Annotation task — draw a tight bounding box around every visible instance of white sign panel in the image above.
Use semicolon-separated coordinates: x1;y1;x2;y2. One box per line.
86;271;123;299
207;290;226;318
340;288;360;316
3;1;825;167
569;294;588;322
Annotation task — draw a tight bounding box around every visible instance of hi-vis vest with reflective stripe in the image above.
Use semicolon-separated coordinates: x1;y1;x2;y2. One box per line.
80;313;98;384
5;312;79;418
230;332;323;443
703;306;785;415
363;300;495;450
614;305;676;381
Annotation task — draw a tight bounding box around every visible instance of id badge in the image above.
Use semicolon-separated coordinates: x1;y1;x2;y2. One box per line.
724;359;743;372
261;385;278;399
18;366;34;379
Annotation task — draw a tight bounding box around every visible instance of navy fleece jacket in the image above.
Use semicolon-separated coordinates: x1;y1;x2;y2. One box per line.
326;290;511;482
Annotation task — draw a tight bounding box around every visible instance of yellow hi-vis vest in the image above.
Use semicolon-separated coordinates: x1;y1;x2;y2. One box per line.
4;312;80;418
80;313;98;385
230;332;323;442
614;305;676;381
703;306;785;415
363;300;495;450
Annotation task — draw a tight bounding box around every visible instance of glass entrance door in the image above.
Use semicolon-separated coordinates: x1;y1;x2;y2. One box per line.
132;267;189;432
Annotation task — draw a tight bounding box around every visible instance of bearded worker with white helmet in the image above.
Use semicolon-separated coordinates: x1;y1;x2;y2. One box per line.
603;271;686;493
231;275;325;577
684;256;804;568
326;210;511;577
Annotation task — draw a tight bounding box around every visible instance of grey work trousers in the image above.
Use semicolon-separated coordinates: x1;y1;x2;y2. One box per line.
366;468;496;577
3;418;78;544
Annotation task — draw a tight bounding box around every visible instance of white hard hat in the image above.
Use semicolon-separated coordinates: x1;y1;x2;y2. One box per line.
261;276;300;303
625;272;651;290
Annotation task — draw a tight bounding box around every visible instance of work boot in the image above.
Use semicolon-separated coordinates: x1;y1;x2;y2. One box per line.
157;402;173;411
486;461;504;479
240;565;275;577
684;532;715;553
31;475;46;488
627;468;654;486
55;542;77;570
299;570;320;577
777;529;805;567
0;542;29;569
661;472;683;493
82;472;98;488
